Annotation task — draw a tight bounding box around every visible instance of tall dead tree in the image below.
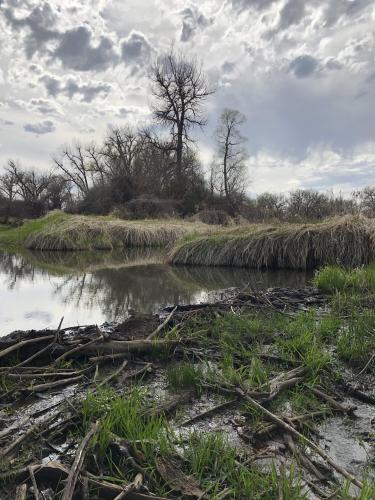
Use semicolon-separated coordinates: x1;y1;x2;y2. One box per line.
150;50;213;198
213;108;248;214
54;143;95;196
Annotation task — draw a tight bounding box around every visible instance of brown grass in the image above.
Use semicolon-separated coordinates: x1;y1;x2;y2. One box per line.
24;215;214;251
169;215;375;270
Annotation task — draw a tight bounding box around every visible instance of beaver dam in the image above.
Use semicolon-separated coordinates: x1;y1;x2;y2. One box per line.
0;265;374;499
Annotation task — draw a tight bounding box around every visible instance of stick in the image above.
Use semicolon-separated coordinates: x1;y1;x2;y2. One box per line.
356;353;375;377
284;434;326;482
114;473;143;500
89;352;129;363
180;399;238;426
15;484;27;500
147;306;177;340
28;465;40;500
26;375;84;393
62;420;100;500
310;387;356;414
255;410;329;437
14;318;64;368
72;338;179;356
235;387;363;489
97;360;128;388
0;335;54;360
53;336;102;366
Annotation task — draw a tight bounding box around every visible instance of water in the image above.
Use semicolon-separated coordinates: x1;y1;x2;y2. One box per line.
0;249;309;336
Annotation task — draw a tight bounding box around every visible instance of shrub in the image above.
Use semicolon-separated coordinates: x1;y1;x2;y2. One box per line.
196;209;231;226
122;197;179;220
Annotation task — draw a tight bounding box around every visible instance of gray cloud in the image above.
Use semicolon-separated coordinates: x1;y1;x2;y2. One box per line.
53;26;118;71
29;98;57;115
278;0;305;30
3;2;59;58
24;120;55;134
289;55;318;78
179;6;212;42
41;75;111;102
230;0;275;11
323;0;373;27
121;31;152;66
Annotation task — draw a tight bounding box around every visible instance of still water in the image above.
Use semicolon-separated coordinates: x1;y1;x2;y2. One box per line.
0;249;309;336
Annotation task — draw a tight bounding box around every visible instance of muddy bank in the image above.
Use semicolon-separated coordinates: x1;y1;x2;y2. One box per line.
0;287;374;499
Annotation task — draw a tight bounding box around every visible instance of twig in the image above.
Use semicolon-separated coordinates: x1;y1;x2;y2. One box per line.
61;420;100;500
53;335;103;366
310;387;356;414
356;353;375;377
235;387;363;489
97;360;128;388
180;398;238;426
0;335;54;361
146;306;177;340
28;465;40;500
26;375;84;393
114;473;143;500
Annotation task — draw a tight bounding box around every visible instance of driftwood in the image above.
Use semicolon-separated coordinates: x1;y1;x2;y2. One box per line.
84;338;180;355
28;465;40;500
26;375;85;393
53;335;103;365
61;420;100;500
235;387;363;489
254;410;329;437
284;433;327;482
15;484;27;500
86;473;169;500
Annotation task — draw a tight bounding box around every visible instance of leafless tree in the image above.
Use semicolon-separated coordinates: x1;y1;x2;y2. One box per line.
256;192;287;220
0;165;18;222
150;50;213;197
5;160;50;203
54;142;95;196
102;126;143;178
213;108;248;213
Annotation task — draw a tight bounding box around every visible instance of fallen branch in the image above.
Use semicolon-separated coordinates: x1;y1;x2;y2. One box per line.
15;484;27;500
85;339;180;355
310;387;356;414
147;306;177;340
235;387;363;489
0;335;54;361
53;335;103;366
284;434;327;482
28;465;40;500
97;360;128;388
180;398;238;427
114;473;143;500
62;420;100;500
26;375;84;393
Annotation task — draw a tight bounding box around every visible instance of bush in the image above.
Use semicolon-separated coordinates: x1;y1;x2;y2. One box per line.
0;199;45;220
196;209;231;226
120;197;179;220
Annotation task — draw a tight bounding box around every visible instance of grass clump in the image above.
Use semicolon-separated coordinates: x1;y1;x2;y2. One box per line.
314;264;375;293
167;362;204;392
170;214;375;270
184;432;306;499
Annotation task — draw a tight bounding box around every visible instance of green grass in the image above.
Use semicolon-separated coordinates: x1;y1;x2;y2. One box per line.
314;264;375;293
167;362;204;392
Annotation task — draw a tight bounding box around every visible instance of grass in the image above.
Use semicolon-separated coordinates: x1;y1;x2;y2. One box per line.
0;211;218;251
167;362;204;392
170;214;375;270
314;263;375;293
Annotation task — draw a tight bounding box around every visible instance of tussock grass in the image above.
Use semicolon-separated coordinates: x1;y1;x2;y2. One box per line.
170;214;375;270
22;213;214;251
314;263;375;293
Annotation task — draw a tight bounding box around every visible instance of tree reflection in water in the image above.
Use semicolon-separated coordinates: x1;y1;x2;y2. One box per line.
0;249;309;332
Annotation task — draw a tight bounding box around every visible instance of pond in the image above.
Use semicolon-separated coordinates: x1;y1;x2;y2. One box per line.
0;249;310;336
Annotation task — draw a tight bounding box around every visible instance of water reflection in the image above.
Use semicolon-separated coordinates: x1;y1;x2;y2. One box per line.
0;249;309;336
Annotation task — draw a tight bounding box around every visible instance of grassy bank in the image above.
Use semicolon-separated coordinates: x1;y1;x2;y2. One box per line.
0;211;215;251
170;214;375;270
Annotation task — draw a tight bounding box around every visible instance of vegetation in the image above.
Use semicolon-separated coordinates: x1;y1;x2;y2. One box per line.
170;214;375;270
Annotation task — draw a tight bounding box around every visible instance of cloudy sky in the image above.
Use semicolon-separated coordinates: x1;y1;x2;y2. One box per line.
0;0;374;195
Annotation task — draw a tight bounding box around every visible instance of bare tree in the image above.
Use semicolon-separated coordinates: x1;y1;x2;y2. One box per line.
54;142;95;196
5;160;50;203
150;50;213;197
102;126;143;178
0;166;18;223
213;108;248;214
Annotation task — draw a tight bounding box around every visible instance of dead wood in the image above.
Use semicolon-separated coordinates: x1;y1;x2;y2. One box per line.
53;335;103;365
62;420;100;500
86;473;169;500
0;334;54;361
89;352;129;363
14;317;64;368
310;387;357;414
284;434;327;482
235;386;364;489
97;360;128;388
28;465;40;500
254;410;329;437
15;484;27;500
180;398;238;426
156;456;205;498
146;306;177;340
143;390;192;418
114;473;143;500
338;380;375;405
25;374;85;393
84;338;180;355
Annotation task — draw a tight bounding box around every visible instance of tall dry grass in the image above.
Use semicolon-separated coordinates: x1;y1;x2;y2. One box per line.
169;215;375;270
25;216;212;251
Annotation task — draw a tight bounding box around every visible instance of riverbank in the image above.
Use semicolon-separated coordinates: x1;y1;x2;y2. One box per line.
2;212;374;271
0;266;374;499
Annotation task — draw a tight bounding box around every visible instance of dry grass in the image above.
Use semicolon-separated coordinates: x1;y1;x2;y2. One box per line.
169;215;375;270
24;215;215;251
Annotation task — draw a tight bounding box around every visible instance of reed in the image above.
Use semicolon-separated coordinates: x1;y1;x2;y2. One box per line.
170;215;375;270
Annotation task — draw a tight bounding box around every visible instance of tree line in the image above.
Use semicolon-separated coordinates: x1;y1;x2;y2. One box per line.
0;50;373;224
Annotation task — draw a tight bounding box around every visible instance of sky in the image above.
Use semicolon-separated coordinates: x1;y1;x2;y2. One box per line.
0;0;374;196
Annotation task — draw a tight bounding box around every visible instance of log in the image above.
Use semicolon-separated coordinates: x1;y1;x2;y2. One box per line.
53;336;103;365
85;339;180;355
26;375;84;393
0;335;54;361
62;420;100;500
235;387;363;489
